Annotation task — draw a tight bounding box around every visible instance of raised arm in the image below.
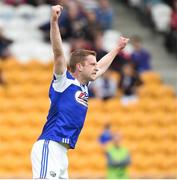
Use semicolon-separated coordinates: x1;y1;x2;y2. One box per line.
50;5;67;75
95;37;129;79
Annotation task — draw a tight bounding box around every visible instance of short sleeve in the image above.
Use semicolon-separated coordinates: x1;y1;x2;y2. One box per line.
52;69;73;92
53;69;67;83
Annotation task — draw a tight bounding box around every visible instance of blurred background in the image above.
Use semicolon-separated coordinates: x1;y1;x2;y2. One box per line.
0;0;177;179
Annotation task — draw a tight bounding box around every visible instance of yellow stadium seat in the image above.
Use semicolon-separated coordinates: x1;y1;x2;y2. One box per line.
0;60;177;178
88;98;104;112
141;71;162;85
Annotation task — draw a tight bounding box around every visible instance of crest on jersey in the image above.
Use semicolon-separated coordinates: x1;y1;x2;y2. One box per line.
75;91;88;107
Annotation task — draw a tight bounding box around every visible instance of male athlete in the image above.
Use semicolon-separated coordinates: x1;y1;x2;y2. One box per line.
31;4;129;179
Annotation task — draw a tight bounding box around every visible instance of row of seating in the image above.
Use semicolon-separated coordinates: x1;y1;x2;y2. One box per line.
0;59;163;83
1;84;175;98
0;109;176;124
1;96;176;110
0;60;177;178
0;121;176;140
0;59;52;69
2;69;162;86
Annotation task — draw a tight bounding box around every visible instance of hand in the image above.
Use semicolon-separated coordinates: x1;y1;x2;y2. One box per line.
117;36;129;51
51;5;63;22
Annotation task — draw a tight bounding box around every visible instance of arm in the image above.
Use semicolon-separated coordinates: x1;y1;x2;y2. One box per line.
95;37;129;79
50;5;67;75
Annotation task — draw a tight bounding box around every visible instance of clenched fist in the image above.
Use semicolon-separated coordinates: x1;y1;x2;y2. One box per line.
117;36;129;51
51;5;63;22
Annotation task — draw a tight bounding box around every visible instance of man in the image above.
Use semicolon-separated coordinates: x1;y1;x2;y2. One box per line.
99;123;113;144
105;134;131;179
31;5;129;179
131;35;151;73
119;63;142;105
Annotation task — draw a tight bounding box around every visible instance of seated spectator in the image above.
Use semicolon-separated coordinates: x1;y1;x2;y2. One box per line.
93;32;129;72
89;69;117;100
95;0;113;30
171;0;177;31
131;35;152;73
63;1;87;39
83;10;103;42
138;0;162;25
165;0;177;53
39;1;87;41
105;133;131;179
110;52;130;73
99;123;113;145
93;32;108;60
118;63;142;105
70;33;92;52
0;26;13;60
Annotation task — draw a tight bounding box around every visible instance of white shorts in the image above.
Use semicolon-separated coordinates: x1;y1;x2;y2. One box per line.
31;140;68;179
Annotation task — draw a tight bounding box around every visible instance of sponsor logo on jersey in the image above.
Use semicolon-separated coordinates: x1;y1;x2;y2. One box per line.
75;91;88;107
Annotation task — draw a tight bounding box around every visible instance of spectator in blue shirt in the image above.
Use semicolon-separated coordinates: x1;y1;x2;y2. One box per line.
99;123;113;144
131;36;151;73
95;0;113;30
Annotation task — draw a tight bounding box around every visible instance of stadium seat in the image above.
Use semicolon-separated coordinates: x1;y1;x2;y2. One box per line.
141;71;162;85
151;3;172;33
0;60;177;178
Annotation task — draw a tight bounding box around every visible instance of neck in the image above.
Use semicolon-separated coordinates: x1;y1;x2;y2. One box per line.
71;71;88;85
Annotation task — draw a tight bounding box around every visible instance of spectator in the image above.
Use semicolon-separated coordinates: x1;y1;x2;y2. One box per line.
105;133;131;179
171;0;177;31
165;0;177;53
0;26;13;60
95;0;113;30
139;0;162;25
118;63;142;105
110;52;130;73
93;32;129;72
99;123;113;145
131;35;151;73
62;1;87;40
89;69;117;100
70;33;92;52
93;32;108;60
39;1;87;41
83;10;102;42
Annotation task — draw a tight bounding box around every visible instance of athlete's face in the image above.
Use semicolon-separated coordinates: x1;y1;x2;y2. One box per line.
82;55;98;81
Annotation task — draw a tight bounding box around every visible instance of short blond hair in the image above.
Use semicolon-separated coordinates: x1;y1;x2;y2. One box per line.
69;49;96;73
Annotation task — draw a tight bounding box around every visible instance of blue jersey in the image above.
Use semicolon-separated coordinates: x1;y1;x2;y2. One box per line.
38;70;89;149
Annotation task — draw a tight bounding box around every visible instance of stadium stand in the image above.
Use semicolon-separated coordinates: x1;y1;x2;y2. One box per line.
0;59;176;178
0;0;177;179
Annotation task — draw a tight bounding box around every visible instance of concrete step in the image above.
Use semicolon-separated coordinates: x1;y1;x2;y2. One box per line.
112;1;177;93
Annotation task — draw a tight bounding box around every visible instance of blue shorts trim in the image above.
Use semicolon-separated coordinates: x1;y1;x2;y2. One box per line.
40;140;49;179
